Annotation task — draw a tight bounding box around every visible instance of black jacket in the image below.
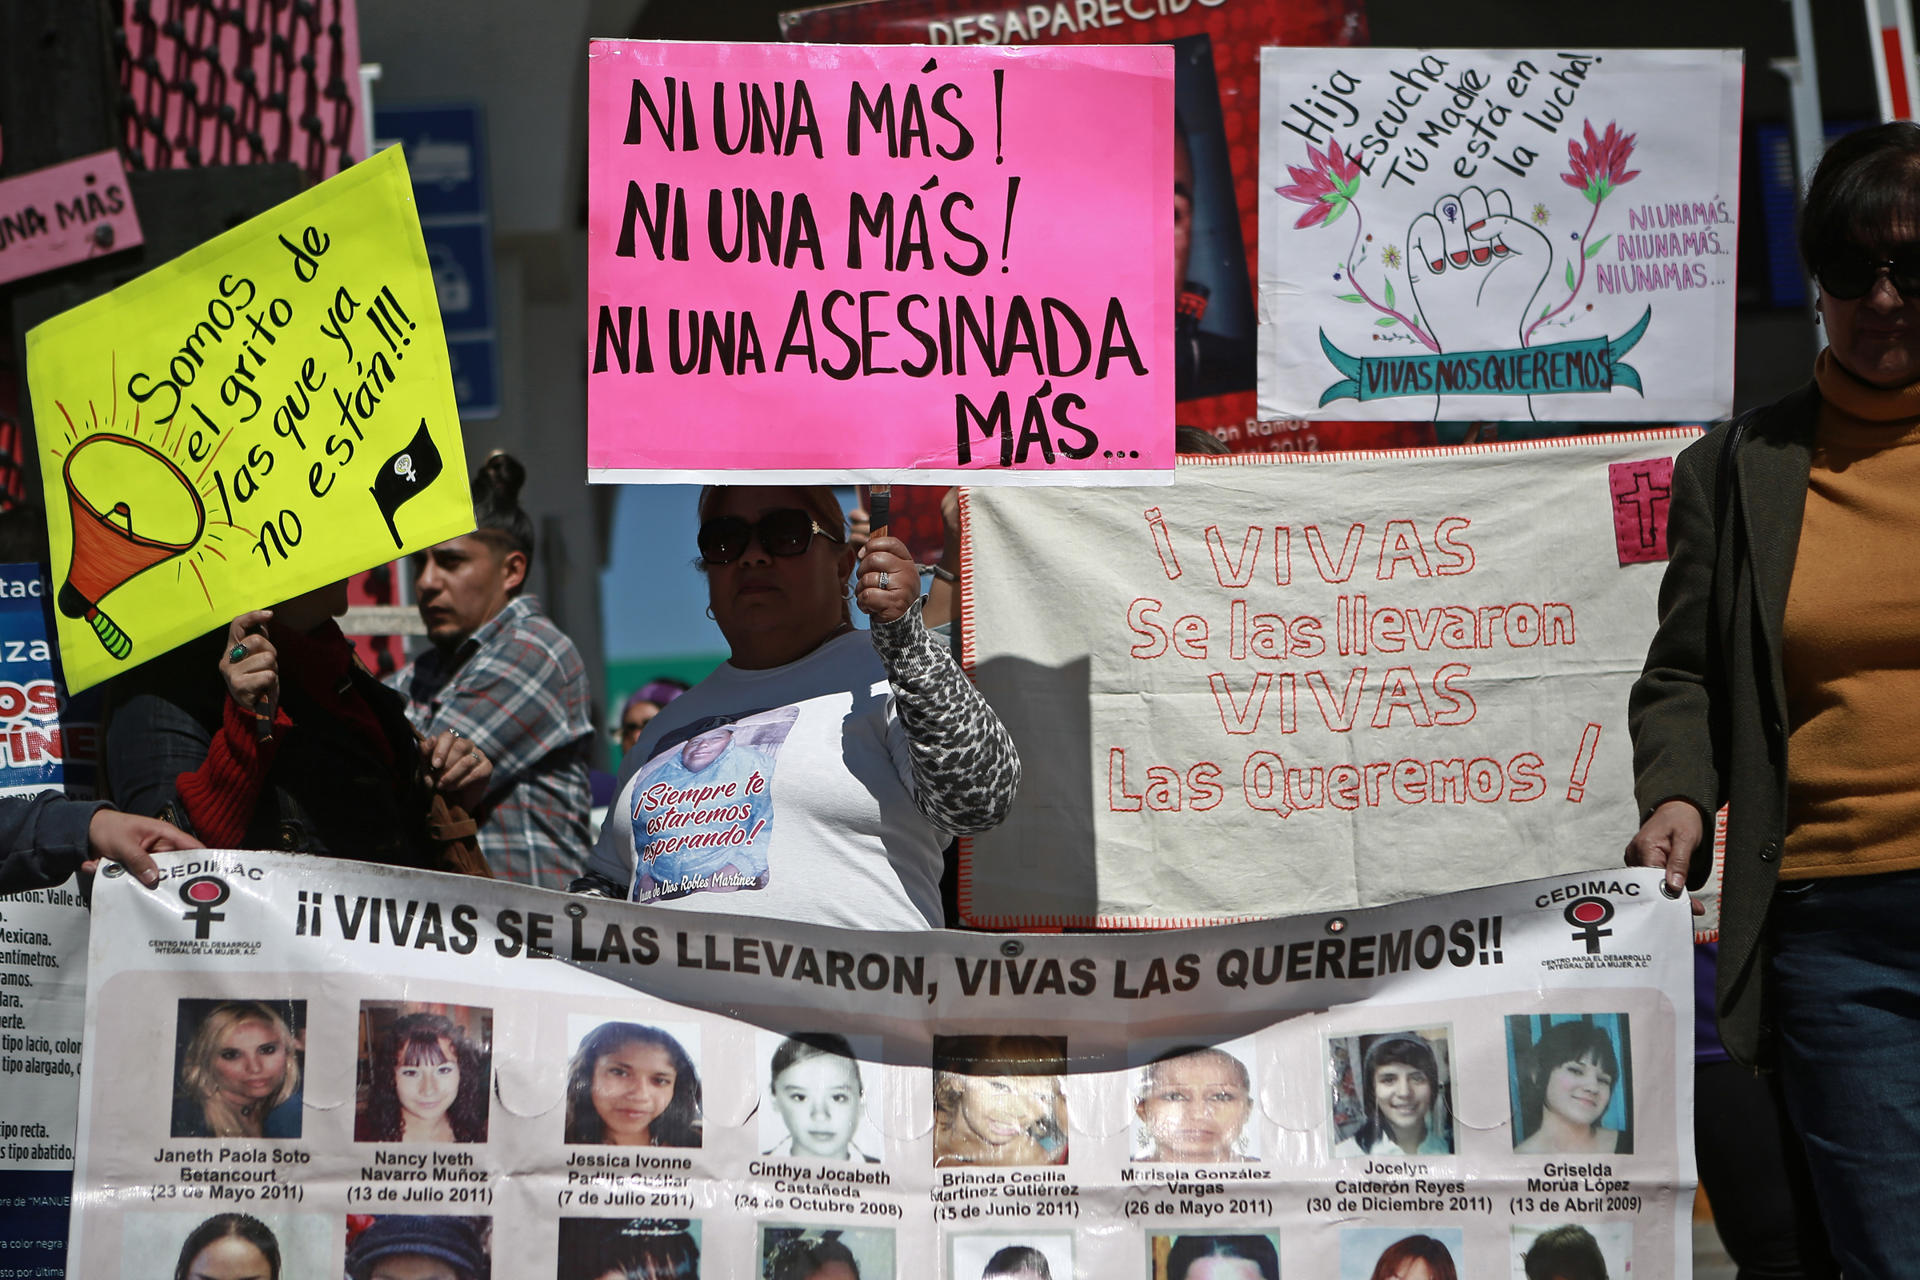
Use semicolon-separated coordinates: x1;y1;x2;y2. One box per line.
1629;384;1818;1067
104;626;438;866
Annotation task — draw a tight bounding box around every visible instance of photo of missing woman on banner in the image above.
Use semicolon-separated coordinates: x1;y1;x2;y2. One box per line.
124;1209;333;1280
1339;1226;1463;1280
169;999;306;1140
1148;1232;1280;1280
1506;1014;1634;1155
353;1001;493;1144
1328;1027;1455;1158
343;1214;490;1280
760;1224;894;1280
565;1015;703;1148
757;1030;883;1162
951;1234;1072;1280
557;1217;700;1280
627;704;799;904
1511;1222;1631;1280
1129;1039;1260;1163
932;1035;1068;1168
1170;32;1256;404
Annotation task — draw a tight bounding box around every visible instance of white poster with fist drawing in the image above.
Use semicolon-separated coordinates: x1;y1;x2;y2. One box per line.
1257;48;1742;422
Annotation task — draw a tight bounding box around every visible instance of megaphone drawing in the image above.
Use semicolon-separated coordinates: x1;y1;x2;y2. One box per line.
59;433;206;660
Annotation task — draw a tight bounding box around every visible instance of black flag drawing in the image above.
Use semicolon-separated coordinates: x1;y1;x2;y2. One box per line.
371;420;445;548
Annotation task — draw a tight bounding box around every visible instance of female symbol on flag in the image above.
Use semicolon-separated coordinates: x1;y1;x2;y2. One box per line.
371;419;444;548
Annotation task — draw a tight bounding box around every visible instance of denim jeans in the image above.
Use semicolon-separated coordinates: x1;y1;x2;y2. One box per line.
1769;867;1920;1280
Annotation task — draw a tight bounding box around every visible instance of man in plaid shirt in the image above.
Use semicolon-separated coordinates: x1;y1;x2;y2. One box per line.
390;455;593;886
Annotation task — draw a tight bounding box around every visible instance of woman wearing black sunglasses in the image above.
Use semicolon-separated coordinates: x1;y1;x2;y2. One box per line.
577;485;1018;929
1627;121;1920;1276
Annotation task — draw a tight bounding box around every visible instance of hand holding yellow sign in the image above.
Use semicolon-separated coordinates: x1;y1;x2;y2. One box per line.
27;148;471;692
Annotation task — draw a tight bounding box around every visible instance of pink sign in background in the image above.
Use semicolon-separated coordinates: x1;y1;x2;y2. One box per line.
587;40;1173;484
0;151;144;288
119;0;366;181
1608;456;1674;566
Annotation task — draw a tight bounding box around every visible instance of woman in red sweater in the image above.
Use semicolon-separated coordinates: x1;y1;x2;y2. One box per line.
106;579;489;864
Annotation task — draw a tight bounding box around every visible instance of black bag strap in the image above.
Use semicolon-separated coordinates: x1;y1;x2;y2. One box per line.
1713;411;1752;531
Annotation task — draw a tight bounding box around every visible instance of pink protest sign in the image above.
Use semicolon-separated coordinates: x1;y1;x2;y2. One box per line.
587;40;1174;485
0;152;143;287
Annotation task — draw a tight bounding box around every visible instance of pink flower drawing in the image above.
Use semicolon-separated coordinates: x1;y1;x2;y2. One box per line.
1562;121;1640;205
1276;140;1364;229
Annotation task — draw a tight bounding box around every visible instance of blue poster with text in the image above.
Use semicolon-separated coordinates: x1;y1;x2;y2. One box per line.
0;563;97;798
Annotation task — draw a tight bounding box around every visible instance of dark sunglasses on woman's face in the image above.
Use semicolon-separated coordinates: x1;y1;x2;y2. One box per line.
1817;246;1920;301
697;508;844;565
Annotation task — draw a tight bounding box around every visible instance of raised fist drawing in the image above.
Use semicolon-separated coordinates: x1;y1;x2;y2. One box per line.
1406;187;1552;355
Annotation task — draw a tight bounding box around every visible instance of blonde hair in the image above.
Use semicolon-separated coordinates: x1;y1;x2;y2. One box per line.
932;1036;1068;1122
179;1002;300;1138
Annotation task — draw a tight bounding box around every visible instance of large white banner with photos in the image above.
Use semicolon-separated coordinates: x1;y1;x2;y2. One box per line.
1258;48;1741;422
961;435;1689;928
70;853;1690;1279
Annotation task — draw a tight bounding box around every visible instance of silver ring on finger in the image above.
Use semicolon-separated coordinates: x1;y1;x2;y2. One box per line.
879;571;890;590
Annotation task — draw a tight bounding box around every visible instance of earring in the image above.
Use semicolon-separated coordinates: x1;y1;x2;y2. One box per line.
704;605;716;620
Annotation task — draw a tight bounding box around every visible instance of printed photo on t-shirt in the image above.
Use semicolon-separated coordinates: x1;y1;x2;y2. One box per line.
559;1216;701;1278
626;705;799;904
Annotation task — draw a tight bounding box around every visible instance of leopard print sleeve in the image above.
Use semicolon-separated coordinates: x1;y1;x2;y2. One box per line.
869;602;1020;835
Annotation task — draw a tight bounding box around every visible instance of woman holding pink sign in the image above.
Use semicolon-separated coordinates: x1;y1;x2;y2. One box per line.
576;485;1018;929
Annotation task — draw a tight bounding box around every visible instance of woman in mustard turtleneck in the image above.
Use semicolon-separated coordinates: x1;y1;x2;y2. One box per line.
1627;122;1920;1275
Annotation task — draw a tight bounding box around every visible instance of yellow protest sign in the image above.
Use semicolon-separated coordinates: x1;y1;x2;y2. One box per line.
27;147;470;693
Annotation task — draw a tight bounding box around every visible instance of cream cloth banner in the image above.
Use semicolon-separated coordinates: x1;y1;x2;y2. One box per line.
960;434;1692;927
69;854;1688;1279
